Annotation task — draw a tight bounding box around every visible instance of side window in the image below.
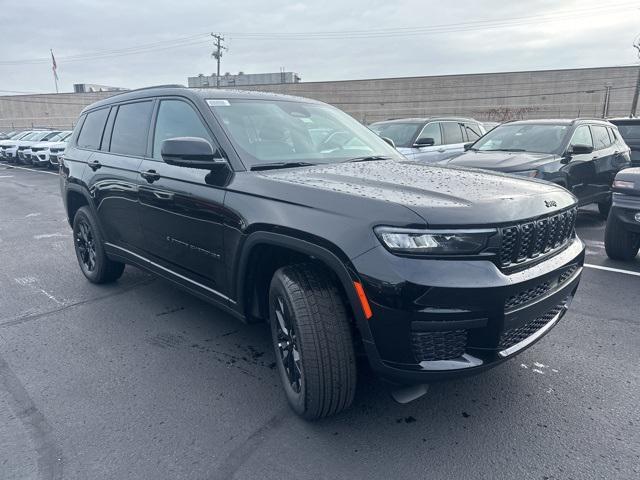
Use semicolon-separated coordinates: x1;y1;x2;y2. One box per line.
441;122;464;144
591;125;611;150
464;122;482;141
76;108;109;150
569;125;593;148
416;122;442;146
152;99;213;160
109;101;153;156
607;127;618;143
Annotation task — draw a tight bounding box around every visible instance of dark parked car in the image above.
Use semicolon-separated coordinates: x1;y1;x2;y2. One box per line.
605;167;640;260
442;119;632;216
609;117;640;167
369;117;485;162
60;86;584;419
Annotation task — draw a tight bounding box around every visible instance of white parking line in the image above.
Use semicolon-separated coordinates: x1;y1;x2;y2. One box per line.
1;164;58;176
585;263;640;277
0;175;14;178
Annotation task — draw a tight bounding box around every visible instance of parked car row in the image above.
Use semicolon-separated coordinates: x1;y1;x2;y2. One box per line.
0;129;72;168
370;116;634;216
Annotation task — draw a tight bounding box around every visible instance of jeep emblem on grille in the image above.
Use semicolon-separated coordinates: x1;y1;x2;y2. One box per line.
544;200;557;208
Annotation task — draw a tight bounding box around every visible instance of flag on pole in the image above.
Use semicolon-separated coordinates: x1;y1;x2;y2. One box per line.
51;49;58;80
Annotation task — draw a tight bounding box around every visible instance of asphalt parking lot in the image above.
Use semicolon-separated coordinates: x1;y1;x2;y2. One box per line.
0;162;638;480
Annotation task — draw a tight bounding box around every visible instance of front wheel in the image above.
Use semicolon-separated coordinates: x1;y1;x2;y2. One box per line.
269;263;357;420
598;197;612;218
605;212;640;260
73;206;125;283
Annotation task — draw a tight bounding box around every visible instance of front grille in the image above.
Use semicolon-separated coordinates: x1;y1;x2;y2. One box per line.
411;330;467;362
505;263;579;311
499;299;568;350
498;208;577;268
505;282;551;310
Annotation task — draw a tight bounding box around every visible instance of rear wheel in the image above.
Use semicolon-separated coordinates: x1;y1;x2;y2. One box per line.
73;206;125;283
269;263;357;420
605;212;640;260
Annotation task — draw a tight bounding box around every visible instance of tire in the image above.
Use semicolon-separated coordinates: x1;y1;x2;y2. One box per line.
604;212;640;260
598;197;612;218
269;263;357;420
72;206;125;283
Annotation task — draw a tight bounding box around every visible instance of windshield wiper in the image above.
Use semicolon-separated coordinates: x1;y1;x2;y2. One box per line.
251;161;316;171
481;148;526;152
341;155;391;163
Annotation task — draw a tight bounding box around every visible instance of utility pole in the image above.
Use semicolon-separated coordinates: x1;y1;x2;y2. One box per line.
630;35;640;117
211;33;227;88
602;84;611;118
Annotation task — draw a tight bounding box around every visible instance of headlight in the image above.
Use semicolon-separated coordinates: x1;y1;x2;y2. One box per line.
511;169;538;178
374;227;496;255
613;179;634;189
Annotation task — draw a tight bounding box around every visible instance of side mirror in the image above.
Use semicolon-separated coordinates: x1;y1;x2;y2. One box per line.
413;137;435;147
463;142;474;151
161;137;224;169
381;136;396;148
567;144;593;156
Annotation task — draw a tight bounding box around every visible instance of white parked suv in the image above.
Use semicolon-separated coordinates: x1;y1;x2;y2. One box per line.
0;131;36;161
29;131;72;168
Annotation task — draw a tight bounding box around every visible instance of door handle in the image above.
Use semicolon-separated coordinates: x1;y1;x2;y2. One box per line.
140;169;161;183
88;159;102;171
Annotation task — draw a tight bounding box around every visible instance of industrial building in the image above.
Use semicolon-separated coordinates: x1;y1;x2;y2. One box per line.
1;65;637;130
187;71;301;88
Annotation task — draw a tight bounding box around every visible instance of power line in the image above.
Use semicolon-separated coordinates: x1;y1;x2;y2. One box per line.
0;2;636;66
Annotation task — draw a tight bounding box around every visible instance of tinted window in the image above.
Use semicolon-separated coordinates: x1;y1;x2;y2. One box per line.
109;101;153;156
441;122;464;144
77;108;109;150
153;100;212;160
464;122;482;141
591;125;611;150
614;123;640;139
416;122;442;146
369;122;421;148
569;125;593;148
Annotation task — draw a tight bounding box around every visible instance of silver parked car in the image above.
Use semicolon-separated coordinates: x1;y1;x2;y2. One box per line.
369;117;485;162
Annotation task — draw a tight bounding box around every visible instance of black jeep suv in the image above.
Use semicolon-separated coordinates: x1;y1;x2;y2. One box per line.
60;86;585;419
442;119;631;217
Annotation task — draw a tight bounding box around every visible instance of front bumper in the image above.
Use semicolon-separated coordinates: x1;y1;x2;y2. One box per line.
352;236;585;384
31;150;50;166
611;194;640;234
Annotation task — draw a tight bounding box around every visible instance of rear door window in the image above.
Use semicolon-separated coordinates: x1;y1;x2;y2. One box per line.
441;122;464;144
77;108;109;150
591;125;611;150
463;122;482;141
109;101;153;156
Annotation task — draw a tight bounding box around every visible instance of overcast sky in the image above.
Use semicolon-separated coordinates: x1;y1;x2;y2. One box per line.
1;0;639;94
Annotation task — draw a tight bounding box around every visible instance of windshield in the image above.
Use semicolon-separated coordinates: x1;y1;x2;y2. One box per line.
47;131;69;142
472;123;569;154
368;122;421;148
208;98;403;167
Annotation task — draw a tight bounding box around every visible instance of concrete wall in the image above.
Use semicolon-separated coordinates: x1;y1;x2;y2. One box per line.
1;66;638;130
224;66;639;123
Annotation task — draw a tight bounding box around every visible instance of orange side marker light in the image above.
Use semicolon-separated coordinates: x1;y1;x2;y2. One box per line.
353;281;373;320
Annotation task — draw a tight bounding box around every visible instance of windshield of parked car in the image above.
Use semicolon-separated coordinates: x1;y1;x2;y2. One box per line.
614;123;640;139
48;131;71;142
471;123;569;154
368;122;422;148
209;98;404;167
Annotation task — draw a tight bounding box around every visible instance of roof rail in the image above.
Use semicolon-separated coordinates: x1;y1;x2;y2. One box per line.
97;84;186;100
571;117;608;124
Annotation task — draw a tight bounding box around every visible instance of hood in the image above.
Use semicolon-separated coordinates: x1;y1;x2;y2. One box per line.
441;150;557;171
32;140;67;149
255;160;576;226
